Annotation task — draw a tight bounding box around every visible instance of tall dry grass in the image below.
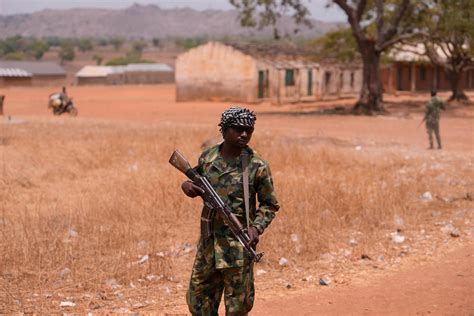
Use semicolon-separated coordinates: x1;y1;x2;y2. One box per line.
0;117;472;312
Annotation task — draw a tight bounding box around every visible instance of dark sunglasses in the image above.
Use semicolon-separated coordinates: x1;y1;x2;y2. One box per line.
230;126;254;134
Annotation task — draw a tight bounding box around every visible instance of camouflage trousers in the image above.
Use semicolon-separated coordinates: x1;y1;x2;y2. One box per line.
426;121;442;149
186;240;255;316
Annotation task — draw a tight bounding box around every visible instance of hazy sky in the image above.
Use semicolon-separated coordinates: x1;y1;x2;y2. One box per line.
0;0;346;22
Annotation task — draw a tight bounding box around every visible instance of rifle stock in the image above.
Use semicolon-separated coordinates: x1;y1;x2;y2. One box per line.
169;149;264;262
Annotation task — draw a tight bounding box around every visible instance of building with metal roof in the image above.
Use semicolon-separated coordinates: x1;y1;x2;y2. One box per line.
0;67;33;86
379;44;474;93
0;68;32;77
75;63;174;86
0;61;66;87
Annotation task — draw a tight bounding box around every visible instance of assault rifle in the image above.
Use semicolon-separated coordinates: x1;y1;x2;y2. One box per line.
417;116;426;128
169;150;264;262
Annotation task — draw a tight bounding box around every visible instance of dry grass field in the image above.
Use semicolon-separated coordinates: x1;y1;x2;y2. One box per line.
0;85;473;314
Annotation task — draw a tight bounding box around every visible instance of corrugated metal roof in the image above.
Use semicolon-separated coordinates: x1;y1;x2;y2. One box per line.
0;68;33;77
0;61;65;75
126;63;173;72
76;65;114;77
388;44;449;62
76;63;174;78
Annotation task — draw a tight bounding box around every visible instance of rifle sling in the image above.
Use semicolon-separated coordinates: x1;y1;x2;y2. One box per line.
242;150;250;230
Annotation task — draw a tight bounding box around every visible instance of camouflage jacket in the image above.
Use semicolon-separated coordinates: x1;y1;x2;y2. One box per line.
425;96;445;125
194;144;280;269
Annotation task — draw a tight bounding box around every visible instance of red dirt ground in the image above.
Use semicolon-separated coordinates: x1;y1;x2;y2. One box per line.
254;243;473;315
1;84;473;315
2;85;472;152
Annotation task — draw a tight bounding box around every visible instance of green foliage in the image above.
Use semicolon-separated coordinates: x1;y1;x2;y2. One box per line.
30;40;50;60
229;0;311;38
307;28;359;64
132;40;148;55
428;0;474;53
4;51;26;60
418;0;474;100
105;57;130;66
152;38;161;47
78;39;93;52
109;38;124;51
96;38;108;46
0;36;26;56
59;45;75;63
175;37;207;50
0;36;50;60
44;36;63;47
105;56;154;66
92;55;103;65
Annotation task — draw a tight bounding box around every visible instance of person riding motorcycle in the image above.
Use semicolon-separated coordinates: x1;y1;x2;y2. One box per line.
48;86;77;116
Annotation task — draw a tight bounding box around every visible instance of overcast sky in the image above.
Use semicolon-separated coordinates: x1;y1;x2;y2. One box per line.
0;0;346;22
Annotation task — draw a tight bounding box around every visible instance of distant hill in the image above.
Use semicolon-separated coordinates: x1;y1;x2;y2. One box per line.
0;4;342;39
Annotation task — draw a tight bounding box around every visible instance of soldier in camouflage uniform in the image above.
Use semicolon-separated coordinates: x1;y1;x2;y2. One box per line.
424;90;445;149
181;107;280;316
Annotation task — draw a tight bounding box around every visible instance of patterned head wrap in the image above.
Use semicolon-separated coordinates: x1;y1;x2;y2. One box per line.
218;106;256;136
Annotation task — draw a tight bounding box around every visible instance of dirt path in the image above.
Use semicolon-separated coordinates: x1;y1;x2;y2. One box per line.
253;243;474;315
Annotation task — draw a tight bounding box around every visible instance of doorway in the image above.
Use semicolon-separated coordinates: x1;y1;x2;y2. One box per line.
258;70;269;98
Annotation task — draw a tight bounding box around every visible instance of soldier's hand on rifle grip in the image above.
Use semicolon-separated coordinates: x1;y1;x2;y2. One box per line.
181;180;205;198
248;226;260;247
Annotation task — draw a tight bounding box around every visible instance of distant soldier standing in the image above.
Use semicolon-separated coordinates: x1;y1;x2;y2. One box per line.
424;90;445;149
181;107;280;315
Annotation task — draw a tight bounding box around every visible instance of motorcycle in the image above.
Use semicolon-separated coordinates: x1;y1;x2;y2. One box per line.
48;93;78;116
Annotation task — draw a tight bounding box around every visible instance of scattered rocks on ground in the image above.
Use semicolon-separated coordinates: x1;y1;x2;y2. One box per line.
440;224;461;238
279;257;289;266
319;276;331;286
348;238;358;246
420;192;433;201
128;163;139;172
146;274;163;282
181;242;194;254
302;275;313;282
105;278;121;289
391;231;405;244
59;268;71;278
59;301;75;307
319;253;335;262
394;214;405;228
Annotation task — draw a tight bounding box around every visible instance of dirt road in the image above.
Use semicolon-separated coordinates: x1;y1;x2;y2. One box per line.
253;243;473;315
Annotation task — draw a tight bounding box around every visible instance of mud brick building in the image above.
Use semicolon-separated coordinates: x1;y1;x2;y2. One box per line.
381;45;474;93
175;41;362;104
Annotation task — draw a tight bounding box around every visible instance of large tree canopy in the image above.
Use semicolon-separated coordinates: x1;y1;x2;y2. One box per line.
421;0;474;102
230;0;424;114
307;27;360;64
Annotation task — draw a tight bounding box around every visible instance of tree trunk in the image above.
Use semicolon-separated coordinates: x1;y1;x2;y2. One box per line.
447;70;469;102
353;42;385;114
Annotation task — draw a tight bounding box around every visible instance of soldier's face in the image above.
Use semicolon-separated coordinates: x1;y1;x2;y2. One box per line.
224;125;254;148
